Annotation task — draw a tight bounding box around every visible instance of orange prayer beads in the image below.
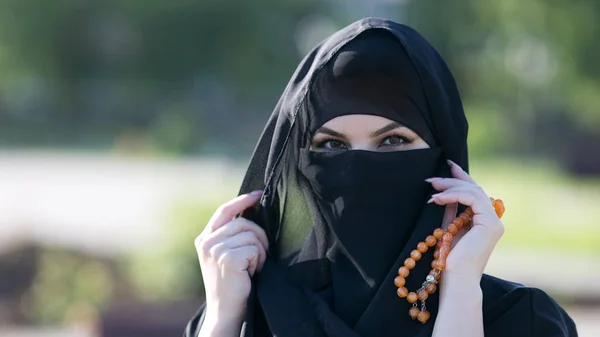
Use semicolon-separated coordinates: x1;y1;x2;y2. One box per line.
395;198;505;324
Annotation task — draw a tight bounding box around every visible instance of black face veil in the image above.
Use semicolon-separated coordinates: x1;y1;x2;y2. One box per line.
185;18;577;337
289;29;446;328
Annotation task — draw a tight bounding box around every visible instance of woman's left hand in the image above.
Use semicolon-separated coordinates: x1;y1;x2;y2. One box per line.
425;160;505;280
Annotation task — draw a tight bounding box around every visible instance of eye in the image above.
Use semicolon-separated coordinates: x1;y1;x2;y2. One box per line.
379;135;410;147
314;139;348;151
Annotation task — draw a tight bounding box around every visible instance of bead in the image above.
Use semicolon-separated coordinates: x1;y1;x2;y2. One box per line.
426;283;437;294
397;287;408;298
417;310;431;323
425;235;437;247
463;219;472;230
394;195;504;310
398;266;410;278
409;307;420;319
394;276;406;287
494;199;505;218
465;207;474;217
447;223;458;235
439;244;451;262
410;250;422;261
435;259;446;270
494;208;503;218
430;270;441;280
442;233;453;246
417;242;428;253
452;217;464;229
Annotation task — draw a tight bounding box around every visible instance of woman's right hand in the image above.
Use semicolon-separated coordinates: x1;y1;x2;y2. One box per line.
195;190;268;335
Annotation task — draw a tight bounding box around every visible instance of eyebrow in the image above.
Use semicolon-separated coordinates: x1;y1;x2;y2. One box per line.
314;127;347;139
369;121;403;137
314;121;404;139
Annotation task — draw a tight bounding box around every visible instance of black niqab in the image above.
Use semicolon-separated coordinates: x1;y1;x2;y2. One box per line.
184;18;577;337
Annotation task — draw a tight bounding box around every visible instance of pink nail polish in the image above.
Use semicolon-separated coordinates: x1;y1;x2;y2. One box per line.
250;190;264;196
425;177;443;182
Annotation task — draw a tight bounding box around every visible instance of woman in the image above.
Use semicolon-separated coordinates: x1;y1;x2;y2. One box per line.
185;18;577;337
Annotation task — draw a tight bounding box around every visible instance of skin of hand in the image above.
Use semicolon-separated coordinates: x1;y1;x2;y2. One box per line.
426;160;505;279
195;190;268;337
427;160;505;337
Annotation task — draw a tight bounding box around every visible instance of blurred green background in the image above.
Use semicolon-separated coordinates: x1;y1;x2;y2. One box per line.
0;1;599;336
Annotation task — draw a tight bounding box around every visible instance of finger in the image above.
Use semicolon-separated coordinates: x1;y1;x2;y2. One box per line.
210;231;266;270
256;253;266;273
451;223;469;249
428;189;493;215
247;253;258;276
219;245;260;275
225;230;266;267
239;245;260;277
429;185;481;202
211;217;269;251
447;159;477;184
216;230;263;250
427;177;473;192
442;202;458;227
207;191;263;231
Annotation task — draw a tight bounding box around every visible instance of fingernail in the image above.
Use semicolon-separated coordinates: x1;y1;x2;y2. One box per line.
447;159;455;168
250;190;264;196
431;192;442;198
427;197;436;204
425;177;443;183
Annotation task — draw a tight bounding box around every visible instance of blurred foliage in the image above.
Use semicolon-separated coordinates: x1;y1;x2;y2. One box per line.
125;197;231;301
470;159;600;253
406;0;600;128
401;0;600;164
24;249;113;325
0;0;330;155
0;0;597;164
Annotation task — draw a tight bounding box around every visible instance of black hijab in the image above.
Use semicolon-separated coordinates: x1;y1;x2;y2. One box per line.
185;18;577;337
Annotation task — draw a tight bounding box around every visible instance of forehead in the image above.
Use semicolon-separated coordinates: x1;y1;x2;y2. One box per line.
319;115;398;132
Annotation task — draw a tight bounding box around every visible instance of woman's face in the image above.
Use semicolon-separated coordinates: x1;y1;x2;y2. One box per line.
310;114;430;152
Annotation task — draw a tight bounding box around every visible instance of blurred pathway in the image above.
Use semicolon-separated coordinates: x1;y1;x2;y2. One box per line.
0;151;241;255
486;248;600;298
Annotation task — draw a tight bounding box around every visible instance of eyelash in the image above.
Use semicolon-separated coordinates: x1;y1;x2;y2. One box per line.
314;135;413;150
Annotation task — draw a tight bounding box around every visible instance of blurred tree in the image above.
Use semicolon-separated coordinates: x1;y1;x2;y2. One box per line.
25;249;114;325
0;0;331;154
403;0;600;162
0;0;598;169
